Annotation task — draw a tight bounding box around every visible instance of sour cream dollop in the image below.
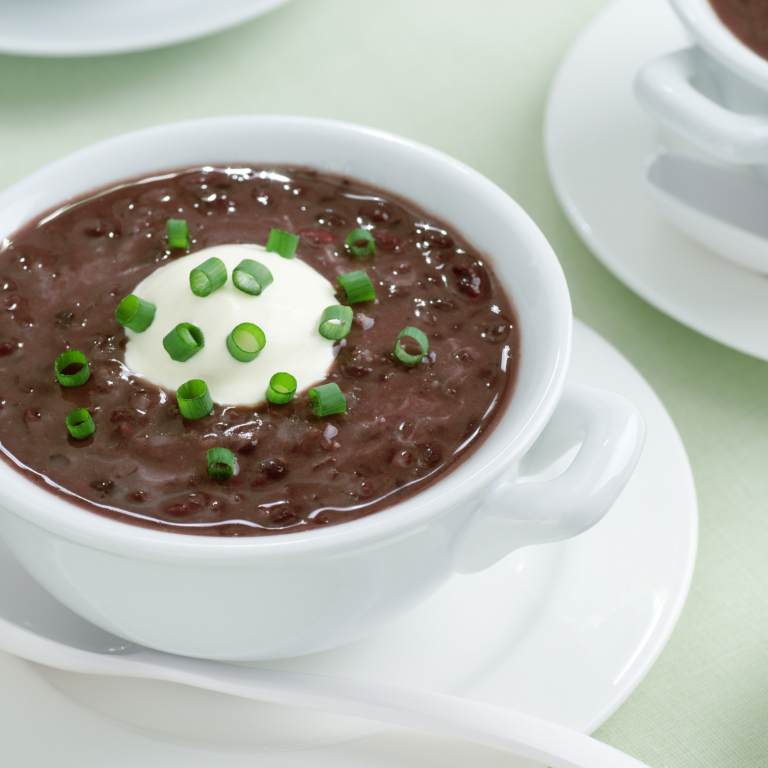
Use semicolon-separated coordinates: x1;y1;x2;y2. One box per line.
123;244;339;405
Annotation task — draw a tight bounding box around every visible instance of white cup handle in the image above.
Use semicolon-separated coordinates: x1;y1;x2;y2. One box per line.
634;47;768;165
453;383;646;574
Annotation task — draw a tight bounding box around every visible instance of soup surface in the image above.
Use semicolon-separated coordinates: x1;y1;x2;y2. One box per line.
710;0;768;61
0;166;519;536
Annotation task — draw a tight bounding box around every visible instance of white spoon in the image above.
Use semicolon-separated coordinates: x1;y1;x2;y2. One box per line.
0;539;648;768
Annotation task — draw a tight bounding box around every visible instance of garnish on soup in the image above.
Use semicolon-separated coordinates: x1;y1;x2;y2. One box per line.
0;166;518;536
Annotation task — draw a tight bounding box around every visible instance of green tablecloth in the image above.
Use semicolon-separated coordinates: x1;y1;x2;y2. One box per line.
1;1;764;765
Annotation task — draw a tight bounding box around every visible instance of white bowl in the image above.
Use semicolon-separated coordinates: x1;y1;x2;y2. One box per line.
635;0;768;168
0;116;645;660
634;0;768;272
670;0;768;92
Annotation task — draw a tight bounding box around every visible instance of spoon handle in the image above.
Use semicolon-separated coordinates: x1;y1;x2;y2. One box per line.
131;651;649;768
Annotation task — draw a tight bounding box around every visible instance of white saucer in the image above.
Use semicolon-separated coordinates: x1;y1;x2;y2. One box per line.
546;0;768;362
0;320;697;765
0;0;291;57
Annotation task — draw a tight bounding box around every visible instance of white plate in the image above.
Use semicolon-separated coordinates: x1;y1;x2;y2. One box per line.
0;320;697;766
546;0;768;362
0;0;291;57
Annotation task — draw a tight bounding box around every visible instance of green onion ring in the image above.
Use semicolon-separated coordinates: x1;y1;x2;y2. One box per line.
207;447;235;480
394;326;429;366
266;372;297;404
163;323;205;362
346;228;376;258
266;228;299;259
115;294;156;332
319;305;353;340
226;322;266;363
308;382;347;417
66;408;95;440
337;270;376;303
167;218;190;249
232;259;273;295
54;350;90;387
190;256;227;297
177;379;213;420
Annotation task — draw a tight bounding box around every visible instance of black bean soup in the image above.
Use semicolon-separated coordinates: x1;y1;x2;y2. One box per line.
0;166;519;536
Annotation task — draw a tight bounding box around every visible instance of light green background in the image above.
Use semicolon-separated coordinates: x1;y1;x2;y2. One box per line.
1;1;766;765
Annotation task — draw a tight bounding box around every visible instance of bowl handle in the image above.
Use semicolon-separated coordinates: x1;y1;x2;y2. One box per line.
452;383;646;574
634;47;768;165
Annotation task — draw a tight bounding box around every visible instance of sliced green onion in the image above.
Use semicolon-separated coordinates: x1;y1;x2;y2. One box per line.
266;372;297;404
207;447;235;480
337;270;376;303
115;294;156;332
309;382;346;417
266;228;299;259
319;305;353;340
177;379;213;420
66;408;95;440
167;218;190;249
394;326;430;366
232;259;273;295
346;228;376;258
226;322;266;362
163;323;205;362
190;257;227;297
54;350;90;387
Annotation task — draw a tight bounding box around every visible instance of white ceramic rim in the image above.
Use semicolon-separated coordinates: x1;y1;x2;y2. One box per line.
0;115;571;561
0;0;292;58
670;0;768;90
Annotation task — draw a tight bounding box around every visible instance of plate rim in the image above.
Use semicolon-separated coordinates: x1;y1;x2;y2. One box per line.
0;0;292;57
569;320;697;733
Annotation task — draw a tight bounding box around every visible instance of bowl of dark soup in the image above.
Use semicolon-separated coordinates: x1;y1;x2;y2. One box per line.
0;116;645;660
